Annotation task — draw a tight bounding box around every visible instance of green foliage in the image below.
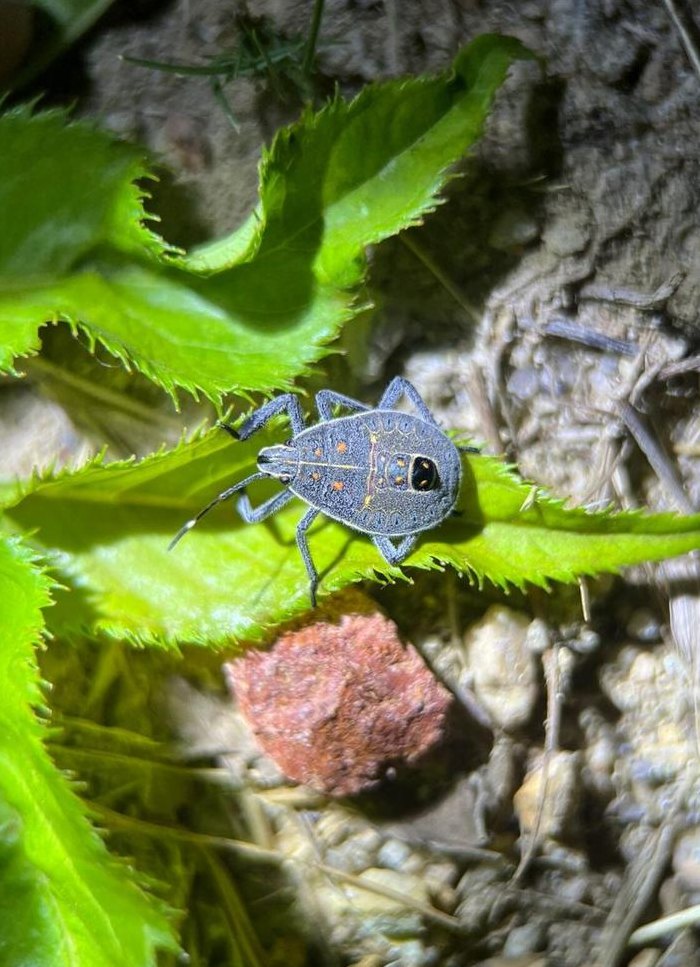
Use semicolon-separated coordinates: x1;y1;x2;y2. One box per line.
124;12;314;130
0;37;542;962
0;35;532;402
7;0;119;90
5;433;700;647
4;30;698;966
0;537;178;966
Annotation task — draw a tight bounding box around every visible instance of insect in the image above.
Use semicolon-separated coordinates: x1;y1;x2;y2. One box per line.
169;377;469;606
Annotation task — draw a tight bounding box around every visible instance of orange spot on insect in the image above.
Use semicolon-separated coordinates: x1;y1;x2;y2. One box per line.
336;441;348;454
396;458;406;467
331;480;345;491
394;475;405;485
422;460;430;469
314;447;323;458
311;471;321;481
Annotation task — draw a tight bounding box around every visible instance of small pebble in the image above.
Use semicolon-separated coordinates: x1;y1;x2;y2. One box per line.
377;837;413;871
423;861;459;889
672;826;700;893
342;867;428;926
626;608;662;643
464;606;539;731
513;751;581;841
627;952;664;967
572;628;601;655
502;921;545;957
542;210;590;256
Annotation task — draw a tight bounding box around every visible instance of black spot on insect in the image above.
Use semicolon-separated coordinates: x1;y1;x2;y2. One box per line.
411;457;439;491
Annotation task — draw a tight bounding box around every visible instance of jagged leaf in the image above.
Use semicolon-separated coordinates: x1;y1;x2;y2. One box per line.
0;36;532;402
0;536;178;966
4;428;700;647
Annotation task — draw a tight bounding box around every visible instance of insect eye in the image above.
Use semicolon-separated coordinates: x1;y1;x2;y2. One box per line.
411;457;439;491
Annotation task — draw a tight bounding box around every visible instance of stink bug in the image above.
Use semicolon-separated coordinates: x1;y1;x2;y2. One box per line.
170;377;470;605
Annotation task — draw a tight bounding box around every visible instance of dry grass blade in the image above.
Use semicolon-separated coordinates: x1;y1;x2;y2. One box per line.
595;772;692;967
618;402;691;513
91;800;466;934
659;0;700;79
512;644;573;883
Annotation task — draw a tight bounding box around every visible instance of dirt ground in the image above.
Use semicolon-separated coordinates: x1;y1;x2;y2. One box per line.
6;0;700;964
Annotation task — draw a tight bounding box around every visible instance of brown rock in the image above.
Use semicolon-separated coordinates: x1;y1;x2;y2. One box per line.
225;609;453;797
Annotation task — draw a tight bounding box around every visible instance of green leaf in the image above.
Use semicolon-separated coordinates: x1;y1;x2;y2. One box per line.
0;536;178;966
0;36;533;402
0;106;170;376
4;430;700;647
0;108;167;277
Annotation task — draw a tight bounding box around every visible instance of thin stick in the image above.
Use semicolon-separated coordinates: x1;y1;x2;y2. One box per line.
660;0;700;80
512;645;570;883
619;401;692;513
629;902;700;947
90;801;466;934
595;769;693;967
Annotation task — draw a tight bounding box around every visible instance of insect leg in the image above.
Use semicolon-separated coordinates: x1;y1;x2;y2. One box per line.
168;472;267;550
315;389;371;421
377;377;438;425
295;506;321;607
236;394;306;441
372;534;418;565
217;422;240;441
237;487;294;523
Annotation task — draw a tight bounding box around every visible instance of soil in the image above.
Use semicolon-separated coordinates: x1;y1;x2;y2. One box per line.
5;0;700;964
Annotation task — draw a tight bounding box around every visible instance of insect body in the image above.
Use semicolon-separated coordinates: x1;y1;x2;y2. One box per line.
170;377;465;606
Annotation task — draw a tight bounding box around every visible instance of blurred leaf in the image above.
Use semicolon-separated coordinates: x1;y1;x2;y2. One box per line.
7;0;118;91
5;429;700;647
0;36;533;403
0;536;178;966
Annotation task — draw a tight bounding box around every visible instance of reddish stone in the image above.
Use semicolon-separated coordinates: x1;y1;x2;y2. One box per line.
225;606;453;797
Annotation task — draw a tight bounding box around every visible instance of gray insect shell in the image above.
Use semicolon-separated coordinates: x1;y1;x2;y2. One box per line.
261;409;462;537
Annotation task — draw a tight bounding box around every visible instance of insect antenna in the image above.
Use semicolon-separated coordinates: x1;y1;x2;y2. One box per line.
168;472;267;551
